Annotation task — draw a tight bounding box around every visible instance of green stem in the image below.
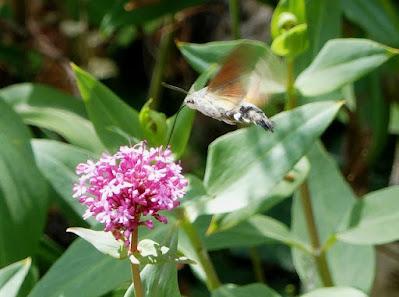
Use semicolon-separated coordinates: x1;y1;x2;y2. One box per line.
130;228;144;297
249;247;266;283
178;209;221;291
285;59;334;287
148;16;174;108
285;59;296;110
229;0;240;39
300;183;334;287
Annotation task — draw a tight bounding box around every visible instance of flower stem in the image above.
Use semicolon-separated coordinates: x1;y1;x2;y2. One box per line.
249;247;266;283
229;0;241;39
130;229;144;297
299;183;334;287
178;209;221;291
285;58;334;287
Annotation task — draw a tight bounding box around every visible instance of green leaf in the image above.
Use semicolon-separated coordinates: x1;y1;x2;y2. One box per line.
129;239;194;266
211;157;310;232
72;63;143;151
0;258;31;297
212;283;281;297
0;83;104;153
28;239;131;297
67;227;127;259
342;0;399;46
337;186;399;245
296;0;342;72
0;99;48;267
177;39;269;73
101;0;206;34
271;24;309;58
28;223;171;297
199;101;342;215
31;139;97;225
291;142;375;292
166;65;218;158
205;215;310;253
301;287;367;297
295;38;397;97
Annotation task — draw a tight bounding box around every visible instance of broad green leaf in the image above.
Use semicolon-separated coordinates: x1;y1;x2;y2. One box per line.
72;64;143;151
178;39;268;73
0;83;86;117
301;287;367;297
0;83;103;152
296;0;342;72
205;215;310;253
212;283;281;297
28;224;170;297
295;38;397;97
200;101;342;215
101;0;206;34
129;239;194;265
166;65;218;158
31;139;96;226
292;142;375;292
67;228;127;259
28;239;130;297
0;258;31;297
342;0;399;46
337;186;399;245
0;100;48;267
212;157;309;232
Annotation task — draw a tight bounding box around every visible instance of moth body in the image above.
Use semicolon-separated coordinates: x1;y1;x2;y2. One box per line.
184;87;274;131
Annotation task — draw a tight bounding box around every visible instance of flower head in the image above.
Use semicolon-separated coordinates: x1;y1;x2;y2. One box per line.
73;141;187;245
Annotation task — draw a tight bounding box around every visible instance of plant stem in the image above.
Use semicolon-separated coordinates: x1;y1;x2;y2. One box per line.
178;209;221;291
300;183;334;287
148;16;174;109
229;0;240;39
285;59;296;110
249;247;266;283
130;228;144;297
285;58;334;287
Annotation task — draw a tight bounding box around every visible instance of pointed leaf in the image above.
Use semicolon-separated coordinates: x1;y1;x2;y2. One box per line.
296;39;397;97
337;186;399;245
72;64;143;151
0;258;31;297
0;99;48;267
0;83;104;153
200;101;342;215
31;139;96;225
67;227;127;259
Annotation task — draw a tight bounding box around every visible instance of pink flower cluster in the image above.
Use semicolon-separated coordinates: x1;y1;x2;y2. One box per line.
73;142;187;245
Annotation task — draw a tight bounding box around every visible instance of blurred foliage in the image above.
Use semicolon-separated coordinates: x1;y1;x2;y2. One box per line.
1;0;399;297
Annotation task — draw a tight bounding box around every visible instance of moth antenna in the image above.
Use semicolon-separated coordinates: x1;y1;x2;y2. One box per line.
161;82;189;95
167;104;186;147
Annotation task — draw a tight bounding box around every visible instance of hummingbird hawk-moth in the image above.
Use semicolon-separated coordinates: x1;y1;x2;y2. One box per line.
183;43;286;132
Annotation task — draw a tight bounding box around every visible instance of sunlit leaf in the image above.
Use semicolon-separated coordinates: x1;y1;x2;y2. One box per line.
300;287;367;297
0;258;31;297
212;283;281;297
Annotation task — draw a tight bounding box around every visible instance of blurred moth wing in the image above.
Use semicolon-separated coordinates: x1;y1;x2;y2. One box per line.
184;43;286;131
